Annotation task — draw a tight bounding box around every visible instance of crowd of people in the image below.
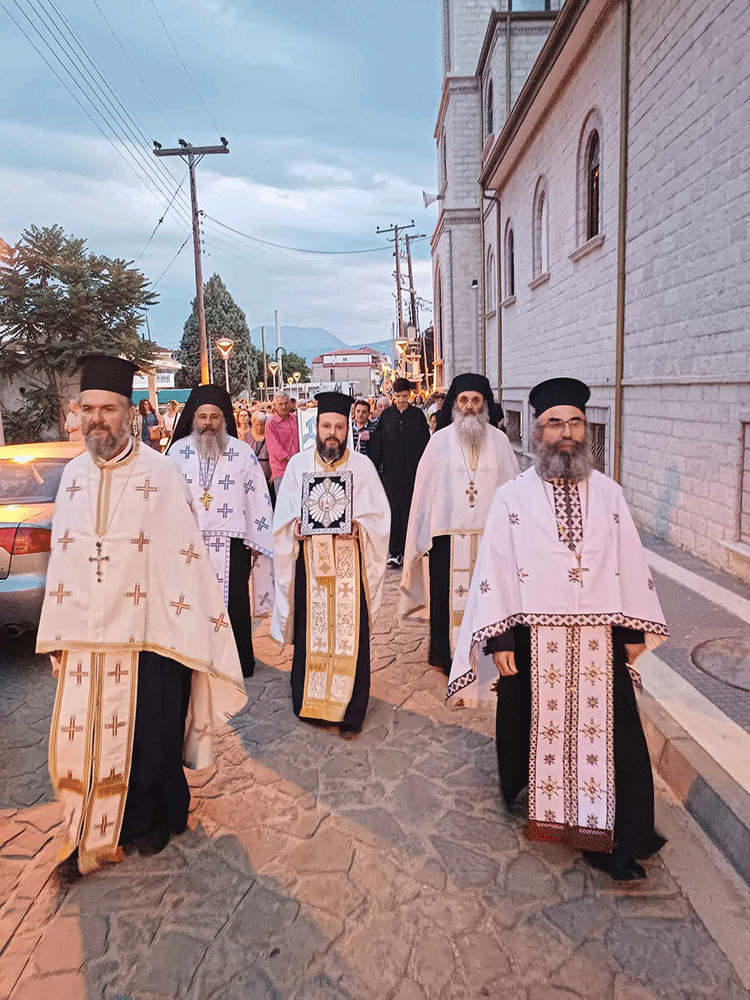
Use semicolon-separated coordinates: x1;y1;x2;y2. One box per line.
45;354;667;888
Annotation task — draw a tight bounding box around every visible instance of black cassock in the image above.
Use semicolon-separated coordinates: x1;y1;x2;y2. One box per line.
119;651;192;846
227;537;256;678
370;405;430;558
289;541;371;729
488;625;665;870
428;534;452;674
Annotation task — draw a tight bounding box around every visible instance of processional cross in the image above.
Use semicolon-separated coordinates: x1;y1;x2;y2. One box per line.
89;541;109;583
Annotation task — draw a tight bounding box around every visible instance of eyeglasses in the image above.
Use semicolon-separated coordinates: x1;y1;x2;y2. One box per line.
541;417;587;431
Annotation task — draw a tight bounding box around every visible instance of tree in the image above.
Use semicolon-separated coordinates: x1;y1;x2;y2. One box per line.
277;349;311;386
176;274;261;397
0;225;156;442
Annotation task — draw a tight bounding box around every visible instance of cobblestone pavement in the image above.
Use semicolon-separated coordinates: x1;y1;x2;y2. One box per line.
1;570;748;1000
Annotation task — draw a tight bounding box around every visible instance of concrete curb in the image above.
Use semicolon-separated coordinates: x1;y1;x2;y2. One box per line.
640;690;750;888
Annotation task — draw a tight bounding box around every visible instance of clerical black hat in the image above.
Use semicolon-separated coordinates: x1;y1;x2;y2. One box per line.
79;355;139;399
167;384;238;451
314;392;354;417
393;378;415;393
529;377;590;419
437;372;504;431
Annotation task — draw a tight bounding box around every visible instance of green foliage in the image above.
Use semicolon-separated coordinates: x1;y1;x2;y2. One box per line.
277;349;311;386
176;274;262;397
0;225;156;441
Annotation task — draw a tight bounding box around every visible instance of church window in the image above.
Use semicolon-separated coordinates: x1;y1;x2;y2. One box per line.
505;406;522;451
486;79;494;137
586;131;601;240
485;246;496;311
504;223;515;299
589;421;606;474
533;178;549;278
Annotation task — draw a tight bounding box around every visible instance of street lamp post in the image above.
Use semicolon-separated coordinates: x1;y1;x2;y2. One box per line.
267;360;280;397
215;337;235;395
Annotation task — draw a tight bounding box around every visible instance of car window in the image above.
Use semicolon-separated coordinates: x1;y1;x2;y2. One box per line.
0;457;72;503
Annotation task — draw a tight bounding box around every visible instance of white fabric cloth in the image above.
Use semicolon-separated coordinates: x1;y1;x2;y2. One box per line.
447;467;669;706
271;448;391;645
399;423;519;620
168;433;274;615
37;440;248;767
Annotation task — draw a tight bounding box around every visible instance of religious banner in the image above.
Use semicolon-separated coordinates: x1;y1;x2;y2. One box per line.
300;472;353;536
298;409;355;453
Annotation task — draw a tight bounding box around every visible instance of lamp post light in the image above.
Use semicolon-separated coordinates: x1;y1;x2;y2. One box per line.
257;381;264;403
292;371;301;382
394;337;409;377
267;360;280;397
215;337;235;394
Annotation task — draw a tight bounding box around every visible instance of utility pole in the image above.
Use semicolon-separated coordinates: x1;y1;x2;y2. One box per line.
154;139;229;384
377;221;414;341
404;232;427;384
261;326;268;401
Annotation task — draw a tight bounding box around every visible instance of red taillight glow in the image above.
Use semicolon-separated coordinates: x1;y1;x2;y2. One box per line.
11;527;52;554
0;527;16;554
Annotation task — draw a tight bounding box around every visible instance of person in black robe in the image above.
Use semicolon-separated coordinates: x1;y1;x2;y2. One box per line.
370;378;430;567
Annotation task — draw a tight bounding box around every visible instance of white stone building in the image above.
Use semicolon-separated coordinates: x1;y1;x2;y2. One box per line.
310;347;382;398
431;0;750;581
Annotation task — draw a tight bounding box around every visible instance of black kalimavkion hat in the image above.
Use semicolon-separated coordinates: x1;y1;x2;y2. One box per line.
529;377;590;419
314;392;355;418
79;355;139;399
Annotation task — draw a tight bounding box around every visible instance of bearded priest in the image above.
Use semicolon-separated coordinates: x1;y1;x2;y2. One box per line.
447;377;669;882
271;392;390;736
167;385;273;678
399;373;519;674
37;356;247;874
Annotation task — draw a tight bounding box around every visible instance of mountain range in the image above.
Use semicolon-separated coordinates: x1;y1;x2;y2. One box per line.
250;326;393;364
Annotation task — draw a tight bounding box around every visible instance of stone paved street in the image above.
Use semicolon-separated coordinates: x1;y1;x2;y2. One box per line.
1;569;748;1000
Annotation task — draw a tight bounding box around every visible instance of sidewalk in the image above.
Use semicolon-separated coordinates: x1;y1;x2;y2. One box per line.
638;534;750;887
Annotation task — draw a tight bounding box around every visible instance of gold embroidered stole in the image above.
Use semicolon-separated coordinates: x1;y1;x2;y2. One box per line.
50;649;139;873
526;624;614;852
449;532;480;654
301;535;360;722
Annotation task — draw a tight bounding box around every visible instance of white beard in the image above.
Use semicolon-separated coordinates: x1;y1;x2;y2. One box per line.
194;426;228;461
453;405;489;449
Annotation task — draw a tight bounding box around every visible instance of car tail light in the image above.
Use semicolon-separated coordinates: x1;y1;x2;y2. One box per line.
0;527;16;554
12;527;52;554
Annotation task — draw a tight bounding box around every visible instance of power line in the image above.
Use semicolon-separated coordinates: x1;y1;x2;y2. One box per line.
203;215;392;256
153;232;191;287
89;0;178;138
135;169;189;264
146;0;221;133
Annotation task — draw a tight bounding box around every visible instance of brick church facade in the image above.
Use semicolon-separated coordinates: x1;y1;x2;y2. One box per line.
431;0;750;581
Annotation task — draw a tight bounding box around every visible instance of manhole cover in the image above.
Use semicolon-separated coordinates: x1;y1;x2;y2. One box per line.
691;637;750;692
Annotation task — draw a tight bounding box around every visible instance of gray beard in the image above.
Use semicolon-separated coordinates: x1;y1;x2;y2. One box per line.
84;427;130;462
316;434;346;464
534;439;593;483
194;426;228;461
453;405;489;449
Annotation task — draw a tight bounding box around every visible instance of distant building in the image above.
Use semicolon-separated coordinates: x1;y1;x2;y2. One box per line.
432;0;750;582
311;347;382;397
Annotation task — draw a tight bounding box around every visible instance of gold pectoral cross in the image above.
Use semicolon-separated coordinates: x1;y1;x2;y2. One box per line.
89;541;109;583
575;553;589;587
466;481;477;508
200;489;213;511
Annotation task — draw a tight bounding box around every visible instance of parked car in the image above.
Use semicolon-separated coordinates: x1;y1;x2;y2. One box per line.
0;440;84;636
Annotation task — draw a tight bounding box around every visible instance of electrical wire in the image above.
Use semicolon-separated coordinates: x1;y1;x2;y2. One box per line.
146;0;221;134
89;0;178;138
152;232;191;287
203;215;392;256
135;169;189;264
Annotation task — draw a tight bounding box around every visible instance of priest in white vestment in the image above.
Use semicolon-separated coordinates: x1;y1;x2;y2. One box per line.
37;356;247;874
167;384;273;677
399;373;519;673
271;392;390;736
448;377;669;881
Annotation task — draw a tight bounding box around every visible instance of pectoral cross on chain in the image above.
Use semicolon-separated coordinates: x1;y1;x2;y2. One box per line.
573;553;589;588
89;541;109;583
466;481;477;508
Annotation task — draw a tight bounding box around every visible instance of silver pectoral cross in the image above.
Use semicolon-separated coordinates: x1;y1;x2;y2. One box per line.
89;541;109;583
574;553;589;587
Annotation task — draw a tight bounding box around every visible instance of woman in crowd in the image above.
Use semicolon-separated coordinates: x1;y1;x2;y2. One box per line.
236;407;253;443
163;399;180;439
137;398;165;450
249;410;274;502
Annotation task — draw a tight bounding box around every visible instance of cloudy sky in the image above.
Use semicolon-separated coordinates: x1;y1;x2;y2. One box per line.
0;0;441;349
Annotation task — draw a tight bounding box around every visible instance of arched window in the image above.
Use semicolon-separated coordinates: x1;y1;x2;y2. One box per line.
485;246;496;311
532;177;549;278
486;79;494;137
440;133;448;187
504;223;515;299
586;131;600;240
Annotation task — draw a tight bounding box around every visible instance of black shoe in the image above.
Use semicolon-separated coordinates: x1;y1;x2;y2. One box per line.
386;555;398;568
610;859;647;882
339;724;363;740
